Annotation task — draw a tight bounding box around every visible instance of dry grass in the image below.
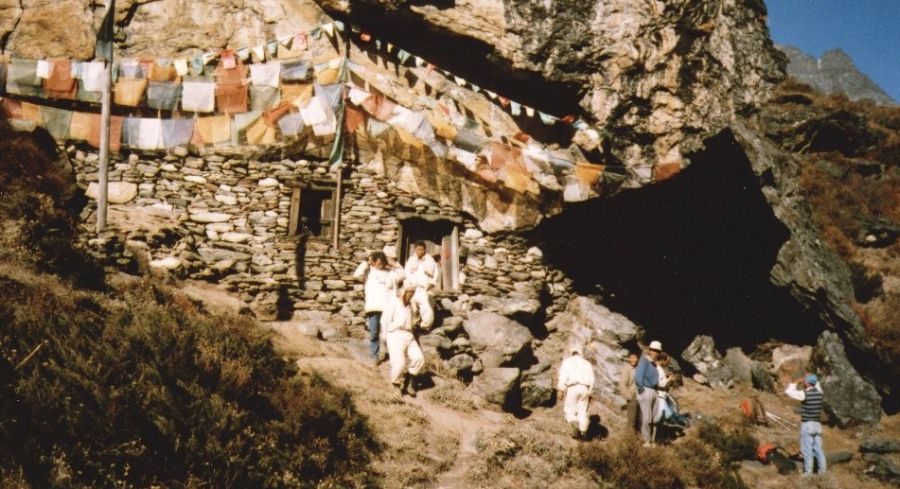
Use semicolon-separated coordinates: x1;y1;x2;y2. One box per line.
466;425;597;489
426;380;483;412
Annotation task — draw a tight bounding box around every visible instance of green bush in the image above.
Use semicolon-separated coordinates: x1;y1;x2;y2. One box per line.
0;274;379;488
0;117;104;289
696;419;758;464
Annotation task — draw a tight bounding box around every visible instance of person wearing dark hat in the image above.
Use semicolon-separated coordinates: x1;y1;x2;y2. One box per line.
557;344;596;439
635;340;662;445
785;373;827;475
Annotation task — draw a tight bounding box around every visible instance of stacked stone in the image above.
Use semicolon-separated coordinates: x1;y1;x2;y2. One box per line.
69;144;565;321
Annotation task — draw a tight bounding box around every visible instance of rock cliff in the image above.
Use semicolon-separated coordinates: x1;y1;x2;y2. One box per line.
2;1;890;411
779;45;897;107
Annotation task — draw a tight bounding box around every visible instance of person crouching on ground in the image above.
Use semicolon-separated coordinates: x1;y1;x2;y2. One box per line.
635;340;662;446
404;241;437;329
353;251;404;363
557;344;596;439
618;352;640;434
381;287;425;397
785;373;827;475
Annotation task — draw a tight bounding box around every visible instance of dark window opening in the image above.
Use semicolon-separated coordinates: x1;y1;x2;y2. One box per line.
399;217;461;292
288;185;336;240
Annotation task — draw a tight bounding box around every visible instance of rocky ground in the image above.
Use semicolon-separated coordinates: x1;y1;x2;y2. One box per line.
260;307;900;488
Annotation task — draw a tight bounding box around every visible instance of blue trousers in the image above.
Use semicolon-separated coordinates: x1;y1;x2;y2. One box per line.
800;421;826;474
366;312;382;358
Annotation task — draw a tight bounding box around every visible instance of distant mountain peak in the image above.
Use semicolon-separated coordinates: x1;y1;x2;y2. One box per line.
777;44;897;106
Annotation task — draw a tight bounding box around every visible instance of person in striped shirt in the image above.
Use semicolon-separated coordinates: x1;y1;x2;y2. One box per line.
785;373;827;475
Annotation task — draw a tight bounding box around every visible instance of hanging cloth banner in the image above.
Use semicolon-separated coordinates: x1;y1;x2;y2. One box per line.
249;62;282;87
510;101;522;116
181;78;216;113
173;58;189;76
44;60;77;100
40;105;72;140
236;48;251;61
397;49;411;65
524;105;535;117
251;45;266;63
327;56;349;171
161;118;195;148
539;112;557;125
95;0;115;61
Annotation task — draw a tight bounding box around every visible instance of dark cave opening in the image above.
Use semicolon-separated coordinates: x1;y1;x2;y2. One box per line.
533;130;825;356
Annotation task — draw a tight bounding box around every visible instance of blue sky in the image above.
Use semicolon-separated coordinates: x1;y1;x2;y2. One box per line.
765;0;900;101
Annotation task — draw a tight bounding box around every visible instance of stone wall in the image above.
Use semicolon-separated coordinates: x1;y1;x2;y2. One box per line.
69;144;574;327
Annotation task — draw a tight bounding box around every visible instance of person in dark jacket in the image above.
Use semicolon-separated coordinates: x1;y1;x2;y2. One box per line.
634;340;662;445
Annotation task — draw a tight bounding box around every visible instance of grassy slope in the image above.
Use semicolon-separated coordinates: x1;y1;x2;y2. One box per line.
0;119;379;488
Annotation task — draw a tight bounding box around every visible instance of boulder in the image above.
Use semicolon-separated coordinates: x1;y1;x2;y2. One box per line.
565;296;640;343
463;311;533;365
86;181;138;204
470;367;520;407
419;332;454;357
809;331;881;427
190;212;232;223
520;364;554;409
149;256;181;270
771;344;812;386
319;321;348;342
443;353;475;377
751;361;775;392
860;438;900;454
863;454;900;484
295;322;319;338
681;335;734;389
723;347;753;384
471;293;541;323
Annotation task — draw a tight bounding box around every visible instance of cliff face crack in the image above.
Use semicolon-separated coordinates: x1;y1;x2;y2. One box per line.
532;130;825;353
0;0;24;53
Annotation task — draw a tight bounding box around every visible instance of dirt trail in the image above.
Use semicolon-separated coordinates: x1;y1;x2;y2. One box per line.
268;321;509;488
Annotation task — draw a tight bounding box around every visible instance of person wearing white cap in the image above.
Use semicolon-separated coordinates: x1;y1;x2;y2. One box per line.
557;344;596;439
381;286;425;397
404;241;437;329
635;340;663;445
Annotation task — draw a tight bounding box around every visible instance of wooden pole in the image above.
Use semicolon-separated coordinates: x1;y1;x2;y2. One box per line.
333;167;342;249
96;1;114;233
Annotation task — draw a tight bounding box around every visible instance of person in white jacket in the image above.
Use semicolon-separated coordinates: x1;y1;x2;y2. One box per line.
404;241;438;329
353;251;404;362
557;344;596;439
381;287;425;396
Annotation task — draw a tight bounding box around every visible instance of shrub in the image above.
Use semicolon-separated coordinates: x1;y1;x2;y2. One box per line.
0;274;379;488
0;116;104;289
579;429;752;489
579;434;685;489
696;418;758;464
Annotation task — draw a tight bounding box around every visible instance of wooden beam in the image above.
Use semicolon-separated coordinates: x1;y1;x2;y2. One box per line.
288;187;301;236
95;1;114;234
332;167;343;249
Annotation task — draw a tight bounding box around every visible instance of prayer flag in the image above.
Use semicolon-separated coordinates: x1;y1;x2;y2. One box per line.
95;0;115;61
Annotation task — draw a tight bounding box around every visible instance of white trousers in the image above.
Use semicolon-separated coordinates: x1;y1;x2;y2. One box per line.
563;384;591;434
386;330;424;385
412;287;434;329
